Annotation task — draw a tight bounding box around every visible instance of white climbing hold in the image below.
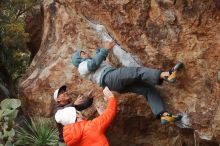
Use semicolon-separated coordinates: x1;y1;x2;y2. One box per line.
175;113;191;129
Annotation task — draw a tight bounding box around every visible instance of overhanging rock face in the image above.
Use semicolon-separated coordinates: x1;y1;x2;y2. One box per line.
20;0;220;145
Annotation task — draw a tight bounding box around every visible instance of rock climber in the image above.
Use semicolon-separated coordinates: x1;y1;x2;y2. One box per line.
71;41;183;124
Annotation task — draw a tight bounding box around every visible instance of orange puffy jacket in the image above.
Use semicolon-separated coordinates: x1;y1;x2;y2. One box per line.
63;97;116;146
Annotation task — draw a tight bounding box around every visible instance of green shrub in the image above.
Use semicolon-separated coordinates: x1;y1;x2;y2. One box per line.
0;98;21;146
15;117;58;146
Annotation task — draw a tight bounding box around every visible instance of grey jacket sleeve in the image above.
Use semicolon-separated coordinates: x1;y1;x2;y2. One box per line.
87;48;108;71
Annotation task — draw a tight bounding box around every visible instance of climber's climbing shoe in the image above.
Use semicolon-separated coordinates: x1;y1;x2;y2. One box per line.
165;62;183;83
161;113;182;125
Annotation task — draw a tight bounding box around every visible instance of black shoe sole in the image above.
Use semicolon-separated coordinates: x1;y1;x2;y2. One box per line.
173;62;183;71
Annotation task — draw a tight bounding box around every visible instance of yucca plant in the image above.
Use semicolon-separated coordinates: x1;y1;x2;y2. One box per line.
15;117;58;146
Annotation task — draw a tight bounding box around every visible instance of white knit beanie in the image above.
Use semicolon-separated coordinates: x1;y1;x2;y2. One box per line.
55;107;77;125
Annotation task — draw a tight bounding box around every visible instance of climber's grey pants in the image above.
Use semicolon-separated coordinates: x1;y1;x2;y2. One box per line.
103;67;166;118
